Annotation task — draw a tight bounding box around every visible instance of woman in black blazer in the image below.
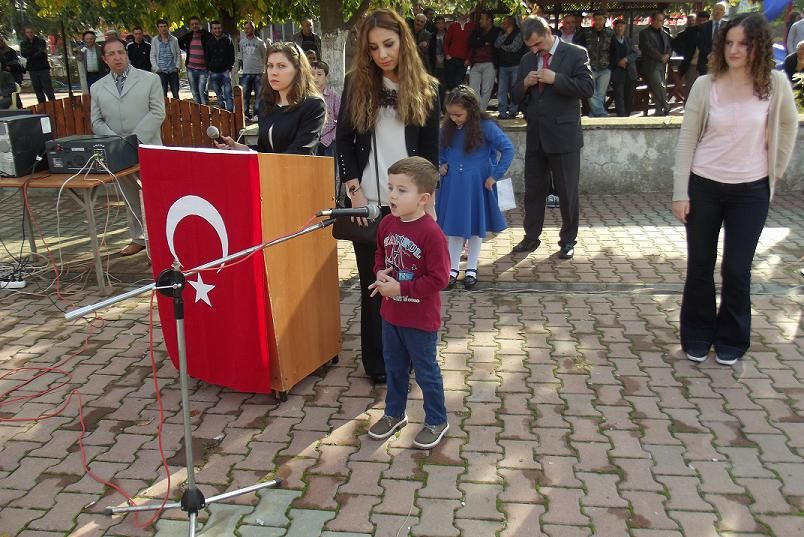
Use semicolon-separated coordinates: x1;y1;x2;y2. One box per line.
217;42;325;154
336;8;440;384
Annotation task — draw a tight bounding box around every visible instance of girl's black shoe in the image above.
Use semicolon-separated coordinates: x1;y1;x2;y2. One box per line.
445;270;458;290
463;270;478;290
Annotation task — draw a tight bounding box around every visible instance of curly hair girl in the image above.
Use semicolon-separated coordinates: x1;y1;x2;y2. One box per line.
708;13;775;99
344;8;438;132
441;85;494;153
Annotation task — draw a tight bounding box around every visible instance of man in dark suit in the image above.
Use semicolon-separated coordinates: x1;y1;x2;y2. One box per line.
511;16;593;259
697;2;727;75
556;14;584;46
610;19;637;117
672;15;699;79
639;12;672;116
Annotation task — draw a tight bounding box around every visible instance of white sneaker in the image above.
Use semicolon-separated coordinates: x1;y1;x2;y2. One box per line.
686;353;707;363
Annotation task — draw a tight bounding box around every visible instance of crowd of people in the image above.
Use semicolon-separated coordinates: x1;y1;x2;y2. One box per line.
3;6;801;450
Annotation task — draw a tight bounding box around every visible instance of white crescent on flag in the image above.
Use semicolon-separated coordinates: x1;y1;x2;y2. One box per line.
165;195;230;306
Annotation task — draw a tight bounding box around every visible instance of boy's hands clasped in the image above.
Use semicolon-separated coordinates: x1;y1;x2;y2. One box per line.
369;268;401;298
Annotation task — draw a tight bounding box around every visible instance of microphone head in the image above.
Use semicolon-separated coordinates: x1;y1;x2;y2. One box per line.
366;204;381;220
206;125;221;139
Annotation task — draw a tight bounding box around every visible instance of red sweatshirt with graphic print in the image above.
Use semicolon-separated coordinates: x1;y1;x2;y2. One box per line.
373;214;450;332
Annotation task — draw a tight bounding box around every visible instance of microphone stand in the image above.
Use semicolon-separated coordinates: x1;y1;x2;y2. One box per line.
65;217;336;537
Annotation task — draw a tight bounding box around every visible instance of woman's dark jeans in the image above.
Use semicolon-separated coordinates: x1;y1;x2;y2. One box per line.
680;173;770;361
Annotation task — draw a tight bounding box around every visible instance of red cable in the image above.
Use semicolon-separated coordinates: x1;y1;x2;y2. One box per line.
0;293;172;529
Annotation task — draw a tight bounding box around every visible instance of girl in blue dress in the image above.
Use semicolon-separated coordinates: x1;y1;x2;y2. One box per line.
437;85;514;290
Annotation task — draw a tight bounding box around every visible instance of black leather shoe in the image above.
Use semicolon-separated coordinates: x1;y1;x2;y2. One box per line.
558;244;575;259
371;374;387;385
463;271;478;290
445;273;457;290
512;238;540;253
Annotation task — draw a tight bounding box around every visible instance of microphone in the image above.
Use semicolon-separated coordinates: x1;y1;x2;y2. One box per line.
317;205;381;220
206;125;225;144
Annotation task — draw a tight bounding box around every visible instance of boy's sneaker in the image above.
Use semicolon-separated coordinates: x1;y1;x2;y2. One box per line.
686;352;707;363
413;422;449;449
368;414;408;440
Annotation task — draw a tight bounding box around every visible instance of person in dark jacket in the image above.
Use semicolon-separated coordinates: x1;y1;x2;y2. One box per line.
0;68;16;109
672;13;703;95
204;21;235;111
336;8;440;385
511;16;594;259
20;27;55;103
468;10;501;110
697;2;727;75
557;14;584;45
639;12;672;116
610;19;638;117
494;15;526;119
126;27;151;71
292;19;322;59
0;36;25;85
581;11;615;117
214;42;324;154
784;41;804;83
178;16;213;104
427;15;448;106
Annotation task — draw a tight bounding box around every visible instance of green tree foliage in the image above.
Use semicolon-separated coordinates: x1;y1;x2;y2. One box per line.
34;0;524;35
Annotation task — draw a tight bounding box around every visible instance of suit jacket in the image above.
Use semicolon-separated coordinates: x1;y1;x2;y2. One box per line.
91;67;165;145
610;35;638;79
783;52;802;82
512;40;593;154
639;26;671;76
557;29;584;46
697;20;726;74
78;44;109;75
672;26;699;74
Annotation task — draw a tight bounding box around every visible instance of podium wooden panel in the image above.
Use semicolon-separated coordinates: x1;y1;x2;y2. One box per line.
258;154;341;396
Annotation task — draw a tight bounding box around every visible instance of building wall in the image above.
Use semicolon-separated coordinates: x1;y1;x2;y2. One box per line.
502;116;804;193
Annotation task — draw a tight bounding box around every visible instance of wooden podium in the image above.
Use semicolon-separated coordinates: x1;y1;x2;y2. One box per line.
139;146;340;398
258;153;341;399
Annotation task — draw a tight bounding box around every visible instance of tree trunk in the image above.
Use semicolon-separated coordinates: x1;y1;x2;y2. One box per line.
321;29;350;93
220;9;239;85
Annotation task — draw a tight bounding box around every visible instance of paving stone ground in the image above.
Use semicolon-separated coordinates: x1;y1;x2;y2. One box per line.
0;187;802;537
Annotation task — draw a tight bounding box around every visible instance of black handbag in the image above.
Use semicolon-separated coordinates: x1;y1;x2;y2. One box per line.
331;133;384;244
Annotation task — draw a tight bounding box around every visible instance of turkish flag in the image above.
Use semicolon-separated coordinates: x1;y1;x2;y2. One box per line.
139;146;273;393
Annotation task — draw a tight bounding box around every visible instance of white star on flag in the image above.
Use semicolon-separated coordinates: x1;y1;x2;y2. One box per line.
188;273;215;306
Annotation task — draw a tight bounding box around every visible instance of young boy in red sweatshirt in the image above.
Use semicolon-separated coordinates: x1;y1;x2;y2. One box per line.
367;157;451;449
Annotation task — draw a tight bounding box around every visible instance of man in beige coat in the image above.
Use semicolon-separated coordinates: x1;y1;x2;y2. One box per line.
91;37;165;256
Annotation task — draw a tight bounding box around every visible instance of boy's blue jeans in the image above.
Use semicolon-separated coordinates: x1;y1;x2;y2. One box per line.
382;320;447;427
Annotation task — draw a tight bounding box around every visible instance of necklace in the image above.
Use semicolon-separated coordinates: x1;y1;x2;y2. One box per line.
379;87;398;108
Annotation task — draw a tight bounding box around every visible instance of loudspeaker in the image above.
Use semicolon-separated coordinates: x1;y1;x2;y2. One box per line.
0;114;53;177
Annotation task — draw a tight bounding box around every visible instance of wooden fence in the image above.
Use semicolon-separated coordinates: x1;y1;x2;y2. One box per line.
27;86;246;148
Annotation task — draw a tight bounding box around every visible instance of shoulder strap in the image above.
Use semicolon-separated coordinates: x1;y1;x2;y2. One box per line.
372;131;382;206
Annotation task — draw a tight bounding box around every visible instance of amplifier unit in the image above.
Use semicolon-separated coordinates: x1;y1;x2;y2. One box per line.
0;114;53;177
45;134;139;174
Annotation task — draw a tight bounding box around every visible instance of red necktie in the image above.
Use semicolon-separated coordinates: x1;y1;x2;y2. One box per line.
539;52;550;92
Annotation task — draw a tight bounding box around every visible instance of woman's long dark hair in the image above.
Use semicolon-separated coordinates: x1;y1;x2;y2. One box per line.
708;13;775;99
441;85;493;154
344;8;437;133
261;42;321;112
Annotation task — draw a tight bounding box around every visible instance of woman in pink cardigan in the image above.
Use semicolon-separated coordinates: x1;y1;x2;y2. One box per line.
672;13;798;366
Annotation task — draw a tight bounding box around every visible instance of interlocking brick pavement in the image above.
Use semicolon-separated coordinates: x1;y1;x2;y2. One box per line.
0;189;802;535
